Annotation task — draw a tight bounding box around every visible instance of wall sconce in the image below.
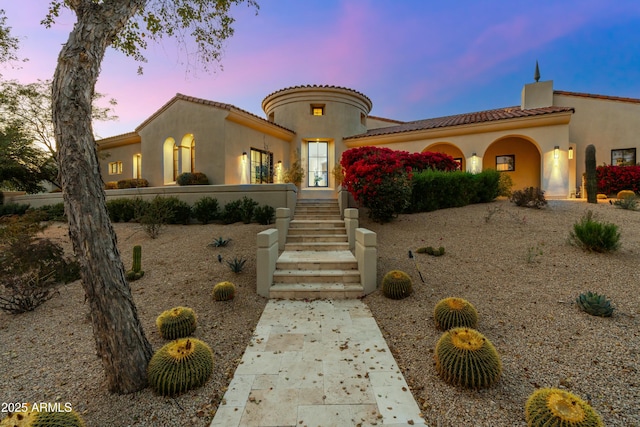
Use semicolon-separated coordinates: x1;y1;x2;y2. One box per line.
554;146;559;160
242;151;247;161
568;147;573;160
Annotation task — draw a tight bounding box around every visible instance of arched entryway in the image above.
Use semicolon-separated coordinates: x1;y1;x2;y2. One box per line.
423;142;464;170
484;136;541;190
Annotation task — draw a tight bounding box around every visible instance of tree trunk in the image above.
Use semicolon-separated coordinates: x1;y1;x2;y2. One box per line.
51;0;152;394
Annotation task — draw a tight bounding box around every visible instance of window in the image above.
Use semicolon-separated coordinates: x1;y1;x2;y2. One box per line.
496;155;515;171
311;104;325;116
308;141;328;187
611;148;636;166
250;148;273;184
173;145;179;181
108;161;122;175
191;140;196;172
133;154;142;179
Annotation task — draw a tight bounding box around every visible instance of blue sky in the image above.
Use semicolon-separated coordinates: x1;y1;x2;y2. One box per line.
2;1;640;138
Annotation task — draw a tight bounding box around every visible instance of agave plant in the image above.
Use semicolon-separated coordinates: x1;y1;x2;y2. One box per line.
576;291;614;317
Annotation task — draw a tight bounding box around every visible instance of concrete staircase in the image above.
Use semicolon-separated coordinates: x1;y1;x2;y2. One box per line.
269;199;363;299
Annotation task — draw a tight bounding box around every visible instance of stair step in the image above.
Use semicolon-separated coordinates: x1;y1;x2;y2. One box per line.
284;242;350;251
290;220;345;228
273;269;361;284
286;235;348;243
287;227;346;236
269;283;364;300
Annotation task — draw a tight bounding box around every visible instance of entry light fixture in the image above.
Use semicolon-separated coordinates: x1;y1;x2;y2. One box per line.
554;146;560;160
242;151;247;161
568;147;574;160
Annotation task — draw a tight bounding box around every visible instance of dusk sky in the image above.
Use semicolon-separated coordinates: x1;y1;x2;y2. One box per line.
2;1;640;138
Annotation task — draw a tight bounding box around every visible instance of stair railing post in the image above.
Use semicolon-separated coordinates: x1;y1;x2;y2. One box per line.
355;228;377;295
257;229;279;298
276;207;291;251
344;208;358;250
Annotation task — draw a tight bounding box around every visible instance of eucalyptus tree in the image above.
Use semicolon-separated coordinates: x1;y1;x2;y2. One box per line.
41;0;258;394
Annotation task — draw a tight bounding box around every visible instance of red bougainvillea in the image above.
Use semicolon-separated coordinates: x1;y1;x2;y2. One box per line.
340;146;457;222
596;165;640;195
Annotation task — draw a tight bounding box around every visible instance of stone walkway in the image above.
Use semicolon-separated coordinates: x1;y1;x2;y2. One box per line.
210;299;426;427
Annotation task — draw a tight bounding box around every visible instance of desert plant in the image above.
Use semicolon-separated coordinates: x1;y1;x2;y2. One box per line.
0;202;30;217
137;197;168;238
617;190;636;200
497;172;514;197
433;297;478;330
159;196;192;225
525;387;604;427
147;338;214;396
510;187;547;209
435;327;501;389
226;256;247;273
585;144;597;203
576;291;614;317
212;281;236;301
0;271;57;314
176;172;209;185
126;245;144;281
239;196;259;224
613;195;638;211
221;199;243;224
568;210;620;253
192;197;219;224
283;150;305;185
32;202;66;221
116;178;148;189
106;198;137;222
332;164;345;186
156;306;197;339
253;204;275;225
0;404;86;426
208;236;231;247
416;246;445;256
381;270;413;300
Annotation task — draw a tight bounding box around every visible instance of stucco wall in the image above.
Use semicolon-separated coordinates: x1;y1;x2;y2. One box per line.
99;142;142;185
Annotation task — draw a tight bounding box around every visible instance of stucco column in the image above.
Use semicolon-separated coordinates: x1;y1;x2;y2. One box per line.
276;208;291;251
344;208;358;250
256;229;279;298
355;228;377;295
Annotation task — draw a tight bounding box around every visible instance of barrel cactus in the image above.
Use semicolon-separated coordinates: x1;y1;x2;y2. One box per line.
576;291;614;317
212;281;236;301
617;190;635;200
435;327;501;389
156;306;197;340
126;245;144;281
434;297;478;330
381;270;413;299
147;338;214;396
525;387;603;427
0;405;85;427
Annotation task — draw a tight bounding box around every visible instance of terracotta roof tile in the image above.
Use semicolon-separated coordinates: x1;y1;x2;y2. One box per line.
345;106;574;140
554;90;640;104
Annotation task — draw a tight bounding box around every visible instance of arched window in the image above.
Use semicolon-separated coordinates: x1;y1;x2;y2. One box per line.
180;134;195;174
163;137;176;184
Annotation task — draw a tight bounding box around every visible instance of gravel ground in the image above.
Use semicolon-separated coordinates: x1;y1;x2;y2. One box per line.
1;199;639;427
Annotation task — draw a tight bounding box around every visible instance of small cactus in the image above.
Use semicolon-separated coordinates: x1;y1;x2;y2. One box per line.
381;270;413;300
434;297;478;330
156;306;197;340
0;404;86;426
416;246;445;256
126;245;144;281
576;291;614;317
525;387;604;427
435;327;501;389
147;338;214;396
213;281;236;301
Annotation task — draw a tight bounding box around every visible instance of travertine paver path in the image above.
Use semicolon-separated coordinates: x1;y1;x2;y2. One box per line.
210;299;427;427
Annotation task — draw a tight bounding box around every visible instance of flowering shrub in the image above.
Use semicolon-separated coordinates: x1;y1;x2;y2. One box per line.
596;165;640;195
341;147;458;222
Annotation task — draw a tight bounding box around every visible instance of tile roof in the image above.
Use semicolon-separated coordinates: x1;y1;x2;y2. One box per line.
554;90;640;104
346;106;574;140
136;93;293;133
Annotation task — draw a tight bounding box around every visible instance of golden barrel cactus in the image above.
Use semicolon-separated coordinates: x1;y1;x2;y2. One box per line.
212;281;236;301
435;327;501;389
434;297;478;330
147;338;214;396
0;404;85;427
381;270;413;299
525;388;603;427
156;306;197;340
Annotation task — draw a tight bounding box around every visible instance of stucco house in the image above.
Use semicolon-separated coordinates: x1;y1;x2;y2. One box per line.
97;78;640;200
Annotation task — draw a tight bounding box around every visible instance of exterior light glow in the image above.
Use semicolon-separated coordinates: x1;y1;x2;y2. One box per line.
568;147;574;159
554;146;559;160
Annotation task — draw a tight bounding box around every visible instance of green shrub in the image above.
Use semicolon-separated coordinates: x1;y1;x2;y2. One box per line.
156;196;192;224
221;199;243;224
116;178;148;189
497;172;514;197
569;210;620;253
176;172;209;186
32;202;66;221
137;197;169;239
613;196;638;211
0;202;30;217
254;204;275;225
472;169;501;203
106;198;137;222
240;196;259;224
192;197;219;224
510;186;547;209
